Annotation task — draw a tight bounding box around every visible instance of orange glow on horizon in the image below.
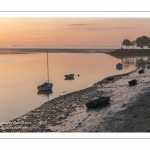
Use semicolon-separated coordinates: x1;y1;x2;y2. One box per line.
0;18;150;49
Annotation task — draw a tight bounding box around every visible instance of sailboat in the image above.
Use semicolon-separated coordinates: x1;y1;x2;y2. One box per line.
37;51;53;91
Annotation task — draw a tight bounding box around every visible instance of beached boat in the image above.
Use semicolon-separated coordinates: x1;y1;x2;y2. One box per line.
64;74;74;78
128;79;137;86
86;97;110;108
106;76;115;81
37;51;53;91
138;69;144;74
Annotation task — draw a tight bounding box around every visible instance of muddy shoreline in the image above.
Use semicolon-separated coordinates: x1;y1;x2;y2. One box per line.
1;66;150;132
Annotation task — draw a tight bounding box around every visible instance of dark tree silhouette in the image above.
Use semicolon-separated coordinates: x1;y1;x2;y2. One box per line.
122;39;131;49
131;41;136;49
135;36;150;49
147;37;150;48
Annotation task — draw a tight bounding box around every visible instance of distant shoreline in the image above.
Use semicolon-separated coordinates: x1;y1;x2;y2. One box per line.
1;48;150;55
107;48;150;56
0;48;115;54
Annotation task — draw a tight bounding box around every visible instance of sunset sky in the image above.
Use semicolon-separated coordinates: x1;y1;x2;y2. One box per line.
1;18;150;49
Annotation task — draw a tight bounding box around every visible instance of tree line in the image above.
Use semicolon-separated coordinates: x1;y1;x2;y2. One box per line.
122;35;150;49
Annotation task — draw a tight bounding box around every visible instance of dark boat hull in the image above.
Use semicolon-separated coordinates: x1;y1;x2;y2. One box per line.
106;76;114;81
86;97;110;108
128;79;137;86
138;69;144;74
64;74;74;78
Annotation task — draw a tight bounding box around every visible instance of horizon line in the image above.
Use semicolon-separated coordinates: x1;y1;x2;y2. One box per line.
0;47;117;50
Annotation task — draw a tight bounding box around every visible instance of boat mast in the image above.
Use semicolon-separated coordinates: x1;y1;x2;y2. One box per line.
47;50;49;82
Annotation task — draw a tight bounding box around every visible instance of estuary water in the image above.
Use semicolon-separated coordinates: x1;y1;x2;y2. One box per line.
0;52;148;122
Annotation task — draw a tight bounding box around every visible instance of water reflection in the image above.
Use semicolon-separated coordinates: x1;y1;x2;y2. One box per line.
1;53;144;122
116;67;122;70
37;90;53;100
112;55;150;69
64;77;74;80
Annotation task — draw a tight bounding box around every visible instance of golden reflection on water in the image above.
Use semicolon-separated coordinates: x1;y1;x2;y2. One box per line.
0;52;148;122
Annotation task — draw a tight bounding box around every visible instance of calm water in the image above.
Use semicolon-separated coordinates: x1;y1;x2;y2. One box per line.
0;52;148;122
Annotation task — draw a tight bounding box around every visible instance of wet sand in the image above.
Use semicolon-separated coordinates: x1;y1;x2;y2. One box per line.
1;65;150;132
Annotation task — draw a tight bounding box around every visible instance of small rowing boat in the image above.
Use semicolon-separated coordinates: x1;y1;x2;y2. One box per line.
86;97;110;108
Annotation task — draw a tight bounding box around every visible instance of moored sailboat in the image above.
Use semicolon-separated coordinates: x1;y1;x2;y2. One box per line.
37;51;53;91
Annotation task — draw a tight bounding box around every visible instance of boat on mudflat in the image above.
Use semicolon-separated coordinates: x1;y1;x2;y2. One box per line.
106;76;115;81
128;79;137;86
138;69;144;74
86;97;110;108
